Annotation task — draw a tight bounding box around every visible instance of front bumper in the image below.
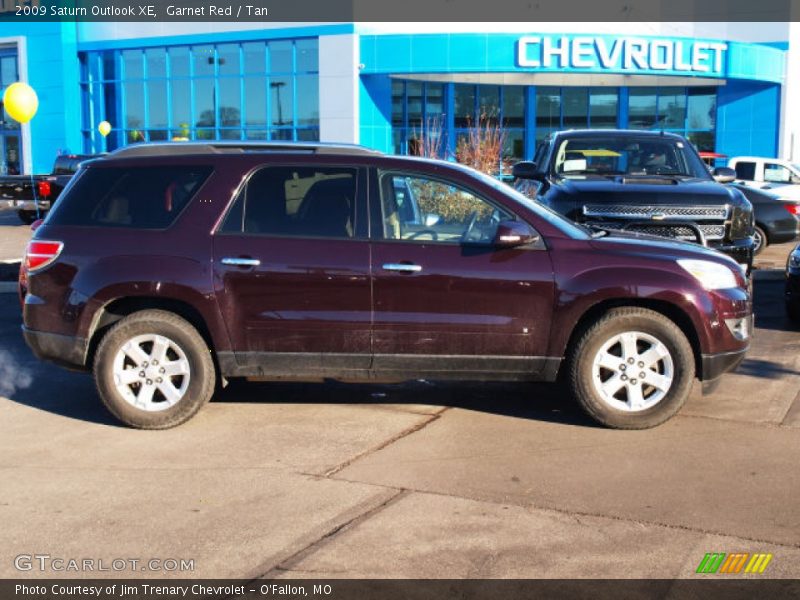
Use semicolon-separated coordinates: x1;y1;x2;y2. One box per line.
700;346;749;394
22;326;88;371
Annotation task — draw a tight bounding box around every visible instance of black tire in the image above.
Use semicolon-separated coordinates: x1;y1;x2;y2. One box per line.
753;225;767;256
17;210;38;225
568;307;695;429
94;309;216;429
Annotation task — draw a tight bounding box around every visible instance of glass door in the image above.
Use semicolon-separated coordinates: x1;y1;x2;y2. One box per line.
0;46;22;174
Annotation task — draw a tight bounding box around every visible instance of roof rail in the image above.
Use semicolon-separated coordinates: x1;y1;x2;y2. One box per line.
109;141;383;158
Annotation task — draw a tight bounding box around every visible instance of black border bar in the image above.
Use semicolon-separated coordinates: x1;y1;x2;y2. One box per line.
3;579;800;600
1;0;799;22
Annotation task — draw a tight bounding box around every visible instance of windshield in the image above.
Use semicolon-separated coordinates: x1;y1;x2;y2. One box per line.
553;136;711;180
467;168;591;240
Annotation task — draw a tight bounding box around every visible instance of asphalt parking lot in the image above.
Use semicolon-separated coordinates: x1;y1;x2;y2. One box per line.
0;206;799;580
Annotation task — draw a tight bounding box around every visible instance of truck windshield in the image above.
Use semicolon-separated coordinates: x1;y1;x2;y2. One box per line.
553;136;710;180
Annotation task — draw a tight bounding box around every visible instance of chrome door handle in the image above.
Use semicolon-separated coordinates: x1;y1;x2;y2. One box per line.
221;257;261;267
382;263;422;273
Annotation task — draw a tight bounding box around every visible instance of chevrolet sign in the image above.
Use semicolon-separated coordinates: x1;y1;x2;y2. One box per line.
517;36;727;75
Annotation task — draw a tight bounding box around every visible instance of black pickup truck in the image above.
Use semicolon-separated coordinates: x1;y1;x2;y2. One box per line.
0;154;97;224
514;130;755;270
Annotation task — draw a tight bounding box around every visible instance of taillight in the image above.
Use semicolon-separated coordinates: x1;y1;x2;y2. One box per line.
37;180;52;198
784;203;800;216
25;240;63;272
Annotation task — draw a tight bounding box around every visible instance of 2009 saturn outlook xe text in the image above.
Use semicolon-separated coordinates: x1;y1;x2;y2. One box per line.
20;142;752;430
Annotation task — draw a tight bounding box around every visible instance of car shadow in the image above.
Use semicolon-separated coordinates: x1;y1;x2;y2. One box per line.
736;358;800;380
212;378;598;427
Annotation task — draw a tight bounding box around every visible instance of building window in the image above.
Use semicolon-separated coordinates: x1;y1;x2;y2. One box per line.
80;38;319;152
452;84;525;162
392;81;527;162
534;86;619;144
0;46;22;175
392;80;447;157
628;86;717;151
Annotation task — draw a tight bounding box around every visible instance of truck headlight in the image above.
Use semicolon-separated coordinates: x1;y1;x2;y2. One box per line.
677;259;739;290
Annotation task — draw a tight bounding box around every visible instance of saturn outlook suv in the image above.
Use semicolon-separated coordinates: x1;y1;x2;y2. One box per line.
20;142;752;430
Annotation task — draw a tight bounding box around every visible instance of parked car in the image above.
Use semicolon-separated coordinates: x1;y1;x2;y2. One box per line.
728;156;800;200
787;244;800;322
729;184;800;255
514;130;755;271
0;154;98;224
20;142;752;430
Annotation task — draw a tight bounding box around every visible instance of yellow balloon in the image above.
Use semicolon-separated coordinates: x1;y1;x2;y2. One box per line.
2;82;38;124
98;121;112;137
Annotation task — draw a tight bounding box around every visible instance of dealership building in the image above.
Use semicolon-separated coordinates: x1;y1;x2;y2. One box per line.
0;21;796;174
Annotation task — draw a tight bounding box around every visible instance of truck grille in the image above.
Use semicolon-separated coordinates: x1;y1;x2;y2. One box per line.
583;204;729;220
586;221;726;241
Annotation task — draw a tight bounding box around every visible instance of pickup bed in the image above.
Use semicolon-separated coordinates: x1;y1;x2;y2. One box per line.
0;154;96;224
514;129;755;270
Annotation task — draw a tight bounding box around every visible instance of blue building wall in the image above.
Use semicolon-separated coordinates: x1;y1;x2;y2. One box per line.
360;33;785;82
359;74;392;153
0;23;82;173
716;80;781;158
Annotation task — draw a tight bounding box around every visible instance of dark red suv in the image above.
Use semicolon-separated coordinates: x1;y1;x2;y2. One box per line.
20;142;752;430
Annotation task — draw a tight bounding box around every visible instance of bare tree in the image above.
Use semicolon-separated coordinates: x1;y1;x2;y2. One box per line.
455;111;508;176
410;115;446;159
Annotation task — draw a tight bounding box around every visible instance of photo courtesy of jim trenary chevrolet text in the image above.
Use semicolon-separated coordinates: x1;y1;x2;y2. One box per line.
0;0;799;598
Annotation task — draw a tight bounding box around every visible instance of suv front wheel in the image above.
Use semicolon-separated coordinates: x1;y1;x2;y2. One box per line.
568;307;695;429
94;310;216;429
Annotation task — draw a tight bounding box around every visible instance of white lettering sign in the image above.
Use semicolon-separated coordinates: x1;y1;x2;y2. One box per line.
517;36;727;74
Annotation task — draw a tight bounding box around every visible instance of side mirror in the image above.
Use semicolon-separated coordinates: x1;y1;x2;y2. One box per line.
494;220;539;248
713;167;736;184
424;213;441;227
790;174;800;185
512;161;544;182
30;219;43;232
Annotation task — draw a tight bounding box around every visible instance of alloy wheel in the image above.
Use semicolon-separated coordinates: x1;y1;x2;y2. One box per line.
591;331;674;412
112;334;191;412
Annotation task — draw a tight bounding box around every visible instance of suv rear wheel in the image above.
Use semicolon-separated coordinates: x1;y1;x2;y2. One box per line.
568;307;695;429
94;310;216;429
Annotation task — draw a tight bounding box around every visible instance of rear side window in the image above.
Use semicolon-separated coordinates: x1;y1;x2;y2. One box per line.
47;166;211;229
734;161;756;181
220;166;357;239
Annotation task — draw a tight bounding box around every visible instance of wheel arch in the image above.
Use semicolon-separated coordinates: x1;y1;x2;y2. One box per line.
86;296;217;370
559;298;702;380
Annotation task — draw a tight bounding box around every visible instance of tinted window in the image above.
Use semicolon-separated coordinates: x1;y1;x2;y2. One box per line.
379;173;511;245
734;161;756;181
221;166;357;239
48;166;211;229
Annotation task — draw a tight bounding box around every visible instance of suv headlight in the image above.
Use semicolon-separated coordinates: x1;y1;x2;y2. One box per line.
677;259;739;290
